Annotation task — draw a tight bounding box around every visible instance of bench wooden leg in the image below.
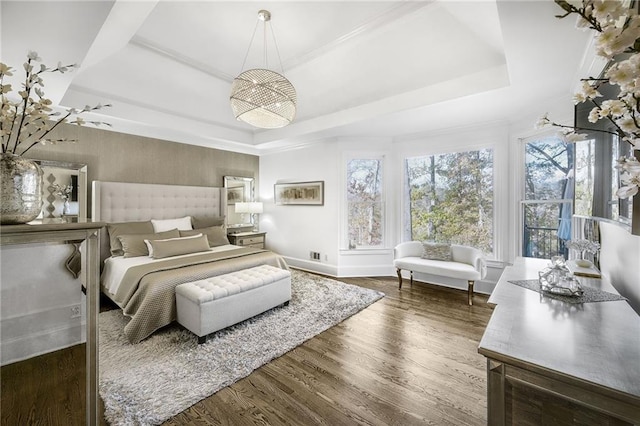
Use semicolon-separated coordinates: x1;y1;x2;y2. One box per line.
410;271;413;286
396;268;403;289
468;280;474;306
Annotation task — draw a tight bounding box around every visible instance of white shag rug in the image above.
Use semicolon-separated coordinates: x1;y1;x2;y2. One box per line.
99;269;384;425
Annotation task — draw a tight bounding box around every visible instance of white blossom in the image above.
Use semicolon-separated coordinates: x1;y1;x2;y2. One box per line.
616;116;640;134
0;53;111;156
573;81;602;104
535;113;551;129
616;169;640;198
599;99;626;117
539;1;640;199
562;131;589;143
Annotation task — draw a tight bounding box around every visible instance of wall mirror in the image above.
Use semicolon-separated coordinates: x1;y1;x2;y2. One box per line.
36;160;88;222
223;176;254;230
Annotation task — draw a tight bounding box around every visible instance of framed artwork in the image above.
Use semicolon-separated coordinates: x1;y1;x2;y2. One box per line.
274;181;324;206
227;186;245;205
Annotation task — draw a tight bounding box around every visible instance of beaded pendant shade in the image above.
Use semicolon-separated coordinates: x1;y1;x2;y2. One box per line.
230;10;297;129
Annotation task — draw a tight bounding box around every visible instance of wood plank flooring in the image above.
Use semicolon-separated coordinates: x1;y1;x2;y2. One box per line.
1;275;493;426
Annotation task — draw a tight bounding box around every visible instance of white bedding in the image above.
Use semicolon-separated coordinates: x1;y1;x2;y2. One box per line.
101;245;239;296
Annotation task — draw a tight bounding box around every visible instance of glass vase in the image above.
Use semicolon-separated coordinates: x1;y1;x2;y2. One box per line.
0;153;43;224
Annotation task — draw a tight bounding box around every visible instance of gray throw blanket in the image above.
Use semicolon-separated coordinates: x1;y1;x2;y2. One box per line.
110;247;288;343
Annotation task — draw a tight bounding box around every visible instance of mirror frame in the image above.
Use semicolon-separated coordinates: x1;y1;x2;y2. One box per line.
36;160;88;221
223;176;255;229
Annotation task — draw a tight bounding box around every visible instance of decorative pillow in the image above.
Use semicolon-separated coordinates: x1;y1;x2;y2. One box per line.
151;216;193;232
191;216;225;229
118;229;180;258
107;221;154;256
146;234;210;259
421;242;452;261
180;225;230;247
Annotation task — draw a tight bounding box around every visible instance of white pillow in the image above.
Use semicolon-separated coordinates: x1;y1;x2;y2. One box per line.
145;233;203;257
151;216;193;232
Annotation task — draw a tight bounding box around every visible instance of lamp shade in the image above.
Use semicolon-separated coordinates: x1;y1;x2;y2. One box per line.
230;69;296;129
235;202;264;214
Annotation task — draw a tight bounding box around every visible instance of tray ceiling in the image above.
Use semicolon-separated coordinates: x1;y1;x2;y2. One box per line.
1;1;591;154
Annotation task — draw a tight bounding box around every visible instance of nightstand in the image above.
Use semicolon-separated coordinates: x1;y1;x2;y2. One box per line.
228;231;266;249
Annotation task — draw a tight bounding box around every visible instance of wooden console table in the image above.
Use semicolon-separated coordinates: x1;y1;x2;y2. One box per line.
479;257;640;425
0;221;104;425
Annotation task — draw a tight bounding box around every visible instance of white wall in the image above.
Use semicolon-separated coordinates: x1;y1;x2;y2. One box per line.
259;94;578;295
599;221;640;314
260;141;342;276
260;124;512;294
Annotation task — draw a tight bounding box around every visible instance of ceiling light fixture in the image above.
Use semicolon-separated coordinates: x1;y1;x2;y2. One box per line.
230;10;297;129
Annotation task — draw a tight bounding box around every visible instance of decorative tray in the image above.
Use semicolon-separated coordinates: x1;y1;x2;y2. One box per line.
538;258;584;297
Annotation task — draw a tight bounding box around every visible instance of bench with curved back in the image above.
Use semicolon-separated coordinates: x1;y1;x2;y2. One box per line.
393;241;487;305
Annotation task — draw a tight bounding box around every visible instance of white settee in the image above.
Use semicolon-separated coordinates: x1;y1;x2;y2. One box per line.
393;241;487;305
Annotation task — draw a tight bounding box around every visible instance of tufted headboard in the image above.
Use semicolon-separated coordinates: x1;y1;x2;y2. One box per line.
92;181;226;265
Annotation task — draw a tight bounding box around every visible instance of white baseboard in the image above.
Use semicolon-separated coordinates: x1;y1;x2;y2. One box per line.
283;257;338;276
1;305;85;366
283;256;499;295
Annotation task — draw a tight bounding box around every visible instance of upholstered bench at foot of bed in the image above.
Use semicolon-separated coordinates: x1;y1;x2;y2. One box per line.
175;264;291;343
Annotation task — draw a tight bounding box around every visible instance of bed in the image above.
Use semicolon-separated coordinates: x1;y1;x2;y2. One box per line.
92;181;288;343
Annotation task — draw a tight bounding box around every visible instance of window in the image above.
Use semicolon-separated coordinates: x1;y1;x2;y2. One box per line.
403;149;494;255
521;135;572;259
346;158;384;248
574;134;633;224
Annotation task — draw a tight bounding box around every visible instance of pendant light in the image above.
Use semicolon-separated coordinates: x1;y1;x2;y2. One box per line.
230;10;297;129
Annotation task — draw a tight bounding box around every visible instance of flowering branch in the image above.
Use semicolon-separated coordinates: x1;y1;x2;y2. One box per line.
536;0;640;199
0;51;111;156
566;238;600;260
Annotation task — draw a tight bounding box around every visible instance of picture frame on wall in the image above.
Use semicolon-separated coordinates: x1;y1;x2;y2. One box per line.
274;181;324;206
227;186;244;205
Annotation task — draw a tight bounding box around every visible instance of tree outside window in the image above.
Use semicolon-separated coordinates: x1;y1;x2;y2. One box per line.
522;136;572;259
347;158;383;248
404;149;494;255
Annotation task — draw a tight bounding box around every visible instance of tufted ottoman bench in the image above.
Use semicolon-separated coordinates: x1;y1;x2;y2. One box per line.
175;265;291;343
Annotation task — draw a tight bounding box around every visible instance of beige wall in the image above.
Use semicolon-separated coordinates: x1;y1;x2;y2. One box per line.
24;123;258;218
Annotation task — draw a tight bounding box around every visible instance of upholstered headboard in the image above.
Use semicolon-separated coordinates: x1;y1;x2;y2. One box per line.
92;181;226;265
93;181;225;222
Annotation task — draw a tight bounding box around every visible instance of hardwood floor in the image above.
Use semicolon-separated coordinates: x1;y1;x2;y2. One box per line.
1;275;493;426
165;276;492;426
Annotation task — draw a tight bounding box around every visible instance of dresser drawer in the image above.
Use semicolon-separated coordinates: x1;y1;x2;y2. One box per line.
237;236;264;246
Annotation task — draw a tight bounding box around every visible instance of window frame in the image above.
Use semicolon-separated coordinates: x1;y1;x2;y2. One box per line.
401;145;497;259
518;132;575;259
343;153;387;251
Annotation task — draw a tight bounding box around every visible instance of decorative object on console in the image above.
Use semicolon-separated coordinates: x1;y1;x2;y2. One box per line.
0;51;110;224
0;153;43;224
235;201;263;230
229;10;296;129
508;278;625;304
274;181;324;205
538;256;584;297
566;259;602;278
566;238;600;268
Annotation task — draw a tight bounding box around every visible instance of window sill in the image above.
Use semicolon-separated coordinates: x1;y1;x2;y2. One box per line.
339;248;393;256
